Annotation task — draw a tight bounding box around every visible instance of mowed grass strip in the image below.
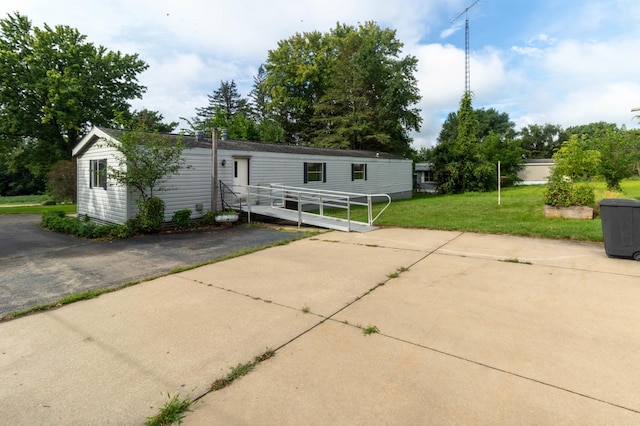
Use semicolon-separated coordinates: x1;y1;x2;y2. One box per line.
0;194;76;215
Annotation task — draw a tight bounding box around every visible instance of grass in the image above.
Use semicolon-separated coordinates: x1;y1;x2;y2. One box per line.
210;348;275;391
1;283;142;321
336;180;640;242
0;194;75;214
0;203;76;215
146;393;191;426
143;348;277;424
362;325;380;336
0;194;52;205
500;258;533;265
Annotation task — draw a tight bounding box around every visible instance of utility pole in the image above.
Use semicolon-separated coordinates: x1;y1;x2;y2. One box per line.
453;0;480;94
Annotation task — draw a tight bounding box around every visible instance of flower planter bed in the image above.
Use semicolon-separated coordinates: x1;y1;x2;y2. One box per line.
543;205;593;219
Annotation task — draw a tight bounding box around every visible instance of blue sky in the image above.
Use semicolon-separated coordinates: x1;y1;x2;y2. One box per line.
2;0;639;149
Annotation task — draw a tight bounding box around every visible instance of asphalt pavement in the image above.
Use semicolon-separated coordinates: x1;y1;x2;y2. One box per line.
0;215;305;317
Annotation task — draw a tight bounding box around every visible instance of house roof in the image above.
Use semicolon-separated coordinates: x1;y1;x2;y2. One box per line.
73;127;408;160
414;162;433;171
524;158;555;165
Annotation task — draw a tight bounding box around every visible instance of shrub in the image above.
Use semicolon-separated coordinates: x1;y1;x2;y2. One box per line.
41;211;130;239
543;179;595;207
200;210;217;226
133;196;165;233
172;209;192;227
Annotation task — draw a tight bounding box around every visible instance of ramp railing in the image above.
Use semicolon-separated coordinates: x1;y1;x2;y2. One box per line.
219;180;242;212
240;184;391;230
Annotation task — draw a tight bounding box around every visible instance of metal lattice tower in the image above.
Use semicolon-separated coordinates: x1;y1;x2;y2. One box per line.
453;0;479;94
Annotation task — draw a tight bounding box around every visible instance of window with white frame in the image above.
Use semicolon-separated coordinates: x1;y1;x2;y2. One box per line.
89;159;107;189
422;170;434;182
352;163;367;180
304;162;326;183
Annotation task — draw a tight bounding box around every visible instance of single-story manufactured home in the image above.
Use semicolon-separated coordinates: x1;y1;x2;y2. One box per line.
72;127;413;225
517;159;554;185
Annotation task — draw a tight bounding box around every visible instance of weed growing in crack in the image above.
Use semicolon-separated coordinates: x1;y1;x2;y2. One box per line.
210;348;275;391
500;258;532;265
362;325;380;336
146;393;191;426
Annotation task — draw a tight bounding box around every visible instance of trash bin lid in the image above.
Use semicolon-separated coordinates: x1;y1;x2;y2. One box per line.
599;198;640;207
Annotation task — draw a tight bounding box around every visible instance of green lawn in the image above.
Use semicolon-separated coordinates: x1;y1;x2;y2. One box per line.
3;180;640;241
0;195;76;215
353;180;640;242
0;194;52;205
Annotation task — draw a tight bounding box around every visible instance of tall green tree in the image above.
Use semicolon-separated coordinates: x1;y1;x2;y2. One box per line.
432;93;516;193
593;127;639;191
184;80;260;141
195;80;249;123
517;123;565;158
250;65;268;121
565;122;619;141
262;22;421;154
0;13;148;185
112;109;178;133
552;134;601;182
263;29;331;143
438;107;515;146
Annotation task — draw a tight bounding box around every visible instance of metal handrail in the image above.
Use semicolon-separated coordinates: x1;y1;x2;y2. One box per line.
239;184;391;229
219;180;242;212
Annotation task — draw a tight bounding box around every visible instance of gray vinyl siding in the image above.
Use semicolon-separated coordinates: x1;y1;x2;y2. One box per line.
76;142;129;224
77;136;212;224
218;149;412;199
153;148;212;221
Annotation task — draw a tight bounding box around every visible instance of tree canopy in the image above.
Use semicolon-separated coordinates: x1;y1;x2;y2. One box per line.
0;12;148;192
431;93;523;193
261;22;422;155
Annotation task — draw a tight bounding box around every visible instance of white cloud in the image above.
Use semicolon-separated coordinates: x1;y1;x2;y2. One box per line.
2;0;640;149
440;24;461;40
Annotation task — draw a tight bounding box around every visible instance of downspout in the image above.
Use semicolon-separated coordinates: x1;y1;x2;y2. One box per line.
211;128;218;212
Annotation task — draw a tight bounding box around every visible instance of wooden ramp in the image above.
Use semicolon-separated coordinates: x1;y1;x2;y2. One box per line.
240;205;377;233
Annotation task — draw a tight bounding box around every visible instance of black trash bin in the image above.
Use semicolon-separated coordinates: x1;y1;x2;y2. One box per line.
599;198;640;260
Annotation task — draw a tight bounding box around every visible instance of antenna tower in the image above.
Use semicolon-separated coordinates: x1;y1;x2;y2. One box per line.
453;0;479;94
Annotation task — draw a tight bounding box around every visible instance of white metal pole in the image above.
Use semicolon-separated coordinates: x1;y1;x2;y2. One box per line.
212;128;218;212
498;161;501;205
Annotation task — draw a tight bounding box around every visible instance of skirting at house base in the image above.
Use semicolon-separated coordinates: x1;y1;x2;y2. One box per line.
543;205;594;219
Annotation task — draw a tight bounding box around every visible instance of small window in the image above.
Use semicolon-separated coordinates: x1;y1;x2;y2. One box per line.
352;163;367;181
423;170;434;183
89;159;107;189
304;162;326;183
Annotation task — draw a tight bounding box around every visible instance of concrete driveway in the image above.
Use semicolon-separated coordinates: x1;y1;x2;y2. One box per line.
0;215;304;317
2;228;640;424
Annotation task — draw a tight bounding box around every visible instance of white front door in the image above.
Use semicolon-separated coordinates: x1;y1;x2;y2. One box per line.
233;158;249;199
